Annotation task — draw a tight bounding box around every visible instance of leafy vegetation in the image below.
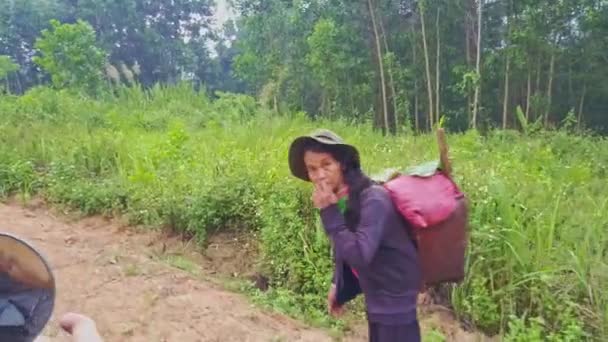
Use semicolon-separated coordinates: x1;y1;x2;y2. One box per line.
2;1;608;133
1;86;606;340
0;0;238;93
1;0;607;340
0;56;18;83
33;19;107;95
229;0;608;133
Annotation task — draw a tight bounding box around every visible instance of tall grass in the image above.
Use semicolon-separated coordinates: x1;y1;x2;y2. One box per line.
0;85;606;340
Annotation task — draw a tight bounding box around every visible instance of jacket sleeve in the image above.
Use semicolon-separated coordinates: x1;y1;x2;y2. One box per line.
331;243;337;285
320;191;390;269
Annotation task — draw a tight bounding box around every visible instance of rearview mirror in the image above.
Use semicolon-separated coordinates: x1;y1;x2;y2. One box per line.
0;232;55;342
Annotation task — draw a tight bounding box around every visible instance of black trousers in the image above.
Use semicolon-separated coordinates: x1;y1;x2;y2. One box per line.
368;320;421;342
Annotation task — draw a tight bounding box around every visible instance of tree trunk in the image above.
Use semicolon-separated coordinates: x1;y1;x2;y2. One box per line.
535;57;541;93
533;56;541;120
525;67;531;121
545;52;555;127
347;74;356;115
465;11;471;122
15;73;23;94
465;4;474;122
420;4;434;130
465;11;472;65
435;7;441;124
414;86;419;133
413;34;419;133
471;0;482;129
577;83;586;131
502;54;510;129
568;62;574;109
379;14;399;134
368;0;389;134
502;4;512;130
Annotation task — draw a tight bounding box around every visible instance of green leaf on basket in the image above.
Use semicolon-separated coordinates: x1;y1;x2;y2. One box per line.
405;160;441;177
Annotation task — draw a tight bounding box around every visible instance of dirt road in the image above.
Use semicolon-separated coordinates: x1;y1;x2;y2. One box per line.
0;199;493;342
1;200;342;342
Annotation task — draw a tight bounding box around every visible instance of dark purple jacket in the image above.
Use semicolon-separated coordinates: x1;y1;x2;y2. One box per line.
320;185;421;325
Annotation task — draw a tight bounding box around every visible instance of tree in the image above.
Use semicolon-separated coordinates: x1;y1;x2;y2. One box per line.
471;0;483;129
0;0;63;92
419;0;435;129
58;0;215;87
33;19;107;94
368;0;390;134
0;55;18;92
306;18;350;116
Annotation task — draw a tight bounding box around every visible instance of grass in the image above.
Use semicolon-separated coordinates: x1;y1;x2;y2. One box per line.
163;254;201;275
423;329;447;342
123;263;142;277
0;84;606;340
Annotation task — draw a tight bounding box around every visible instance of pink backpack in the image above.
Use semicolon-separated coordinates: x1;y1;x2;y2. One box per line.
378;129;469;287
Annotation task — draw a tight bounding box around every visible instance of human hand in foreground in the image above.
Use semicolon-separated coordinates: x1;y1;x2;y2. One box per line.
59;313;103;342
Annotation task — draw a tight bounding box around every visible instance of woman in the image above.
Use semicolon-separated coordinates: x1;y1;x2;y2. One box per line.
288;129;422;342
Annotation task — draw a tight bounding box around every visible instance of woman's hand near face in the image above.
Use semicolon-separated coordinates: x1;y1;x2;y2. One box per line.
312;181;338;209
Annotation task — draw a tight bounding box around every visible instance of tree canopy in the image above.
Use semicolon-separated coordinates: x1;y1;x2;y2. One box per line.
1;0;607;132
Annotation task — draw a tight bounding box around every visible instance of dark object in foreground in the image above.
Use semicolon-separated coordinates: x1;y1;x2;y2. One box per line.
414;196;468;286
0;233;55;342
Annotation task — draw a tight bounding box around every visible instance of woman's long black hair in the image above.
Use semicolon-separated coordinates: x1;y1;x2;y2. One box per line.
304;141;374;230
